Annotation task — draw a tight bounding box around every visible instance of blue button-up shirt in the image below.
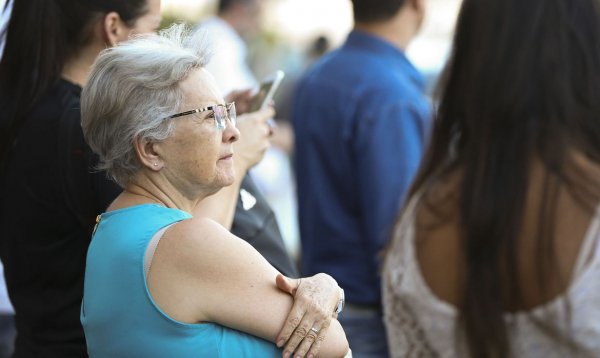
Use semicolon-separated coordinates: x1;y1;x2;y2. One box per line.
293;30;432;305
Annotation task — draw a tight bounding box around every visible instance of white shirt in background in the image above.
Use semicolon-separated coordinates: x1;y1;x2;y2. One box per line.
194;16;258;95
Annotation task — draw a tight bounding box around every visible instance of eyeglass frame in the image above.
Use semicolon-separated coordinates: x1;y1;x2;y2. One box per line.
164;102;236;130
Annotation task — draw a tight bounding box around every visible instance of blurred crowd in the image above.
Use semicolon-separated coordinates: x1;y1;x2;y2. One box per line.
1;0;600;357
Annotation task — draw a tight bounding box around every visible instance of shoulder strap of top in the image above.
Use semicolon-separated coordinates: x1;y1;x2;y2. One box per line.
144;223;176;278
397;190;422;235
572;205;600;277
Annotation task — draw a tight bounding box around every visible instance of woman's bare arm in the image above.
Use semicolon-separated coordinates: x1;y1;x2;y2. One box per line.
147;217;349;357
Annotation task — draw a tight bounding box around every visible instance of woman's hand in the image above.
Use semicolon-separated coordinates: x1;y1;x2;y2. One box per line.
275;273;342;358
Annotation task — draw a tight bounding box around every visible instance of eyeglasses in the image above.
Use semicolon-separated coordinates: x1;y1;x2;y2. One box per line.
164;102;236;130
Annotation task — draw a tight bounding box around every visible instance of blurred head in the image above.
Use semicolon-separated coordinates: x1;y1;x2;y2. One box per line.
106;0;162;43
351;0;425;43
217;0;262;36
351;0;406;23
0;0;161;160
81;25;240;191
309;35;330;59
409;0;600;356
51;0;162;52
0;0;160;90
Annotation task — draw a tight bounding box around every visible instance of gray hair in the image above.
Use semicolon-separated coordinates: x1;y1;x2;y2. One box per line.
81;24;210;187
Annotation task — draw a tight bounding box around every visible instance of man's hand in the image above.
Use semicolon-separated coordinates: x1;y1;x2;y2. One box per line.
233;106;275;174
275;273;341;358
225;88;253;114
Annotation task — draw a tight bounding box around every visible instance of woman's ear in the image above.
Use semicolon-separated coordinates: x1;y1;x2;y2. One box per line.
134;136;163;171
413;0;426;17
405;0;426;30
102;11;128;46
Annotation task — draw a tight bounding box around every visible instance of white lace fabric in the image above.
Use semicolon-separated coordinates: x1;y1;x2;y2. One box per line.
382;195;600;357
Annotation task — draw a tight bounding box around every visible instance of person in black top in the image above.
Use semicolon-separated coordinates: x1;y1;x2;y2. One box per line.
232;175;298;277
0;2;162;355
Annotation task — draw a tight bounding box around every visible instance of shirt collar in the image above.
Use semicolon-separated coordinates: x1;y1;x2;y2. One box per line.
344;29;426;91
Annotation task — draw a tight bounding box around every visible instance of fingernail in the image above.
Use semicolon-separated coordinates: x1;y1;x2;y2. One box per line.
277;339;285;348
283;351;290;358
308;355;314;358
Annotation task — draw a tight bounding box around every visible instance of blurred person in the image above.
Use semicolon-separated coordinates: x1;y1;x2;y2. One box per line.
196;0;301;272
307;36;331;64
194;0;261;95
79;24;349;357
0;1;162;355
383;0;600;357
276;34;332;126
292;0;432;356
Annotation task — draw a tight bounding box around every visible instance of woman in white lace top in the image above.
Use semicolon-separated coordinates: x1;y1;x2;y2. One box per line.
382;0;600;357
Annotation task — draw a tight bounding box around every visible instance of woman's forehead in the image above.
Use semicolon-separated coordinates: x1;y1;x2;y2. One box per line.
180;68;223;106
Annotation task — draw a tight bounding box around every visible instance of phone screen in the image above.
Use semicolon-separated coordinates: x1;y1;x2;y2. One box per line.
249;71;285;112
249;80;275;112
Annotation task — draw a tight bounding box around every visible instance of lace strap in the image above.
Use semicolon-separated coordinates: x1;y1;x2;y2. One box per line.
396;189;426;260
572;205;600;277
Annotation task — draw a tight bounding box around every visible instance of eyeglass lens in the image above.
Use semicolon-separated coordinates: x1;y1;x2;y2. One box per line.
214;103;236;130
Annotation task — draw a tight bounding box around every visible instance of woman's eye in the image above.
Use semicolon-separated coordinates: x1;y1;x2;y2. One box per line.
203;113;218;125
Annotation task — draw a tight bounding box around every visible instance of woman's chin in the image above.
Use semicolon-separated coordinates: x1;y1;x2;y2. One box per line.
218;172;236;187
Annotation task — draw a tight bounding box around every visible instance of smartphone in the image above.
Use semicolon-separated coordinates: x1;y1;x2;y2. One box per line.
249;70;285;112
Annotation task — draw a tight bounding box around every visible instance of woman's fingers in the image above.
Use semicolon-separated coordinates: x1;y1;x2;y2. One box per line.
282;313;313;358
275;274;299;295
279;297;332;357
294;319;330;358
276;299;304;348
274;273;340;357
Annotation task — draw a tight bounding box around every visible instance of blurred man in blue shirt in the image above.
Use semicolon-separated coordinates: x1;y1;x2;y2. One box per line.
293;0;432;355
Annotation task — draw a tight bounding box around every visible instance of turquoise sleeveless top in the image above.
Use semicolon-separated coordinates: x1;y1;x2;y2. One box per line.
81;204;280;357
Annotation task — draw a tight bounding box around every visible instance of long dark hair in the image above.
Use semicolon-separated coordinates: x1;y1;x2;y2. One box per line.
0;0;148;167
405;0;600;356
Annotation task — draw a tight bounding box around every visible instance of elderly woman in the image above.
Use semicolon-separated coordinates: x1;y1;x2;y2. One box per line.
79;25;349;357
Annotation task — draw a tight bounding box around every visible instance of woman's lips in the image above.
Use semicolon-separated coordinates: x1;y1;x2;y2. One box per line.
219;153;233;160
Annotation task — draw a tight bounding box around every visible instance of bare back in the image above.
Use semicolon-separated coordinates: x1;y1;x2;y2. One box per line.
415;156;600;311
